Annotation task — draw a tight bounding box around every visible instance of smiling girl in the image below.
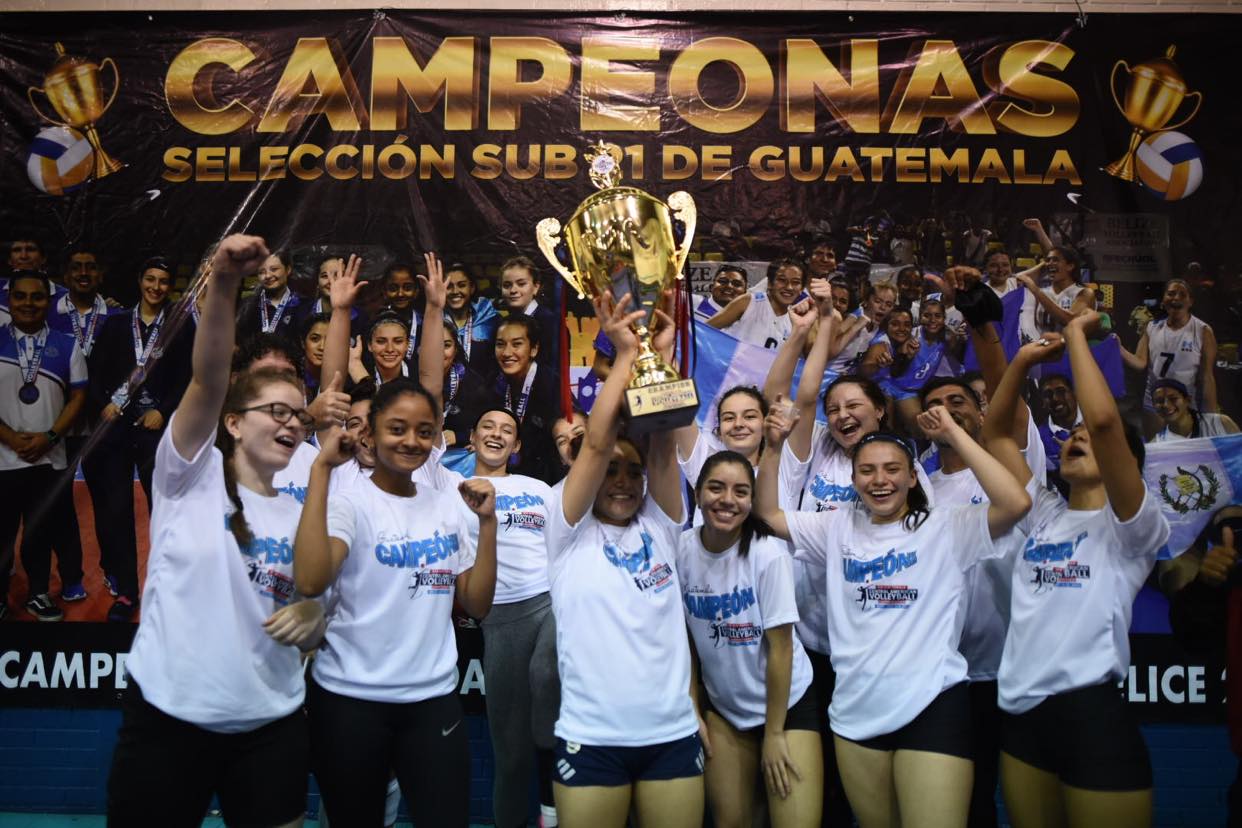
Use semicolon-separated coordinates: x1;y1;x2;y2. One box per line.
445;262;499;373
755;401;1030;828
107;235;326;827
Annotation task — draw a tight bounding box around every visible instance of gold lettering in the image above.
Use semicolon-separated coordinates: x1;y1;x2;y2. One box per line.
289;144;325;180
971;148;1011;183
164;38;256;135
580;38;660;131
1043;149;1081;185
162;147;193;182
370;37;479;132
471;143;504;179
929;147;969;182
227;146;256;181
1012;149;1042;184
748;145;785;181
378;143;417;179
623;144;645;180
668;37;774;134
701;145;732;180
895;148;926;183
859;147;892;179
420;144;456;179
825;146;864;182
883;40;995;135
984;41;1079;138
325;144;359;179
662;145;698;180
196;147;226;181
789;146;824;182
505;144;542;180
257;38;367;133
543;144;577;180
259;145;288;180
780;39;880;134
487;38;572;131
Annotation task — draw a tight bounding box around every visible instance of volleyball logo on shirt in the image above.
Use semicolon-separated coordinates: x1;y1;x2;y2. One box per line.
499;495;547;534
1023;530;1091;593
843;547;920;610
408;568;456;598
243;559;295;606
685;585;762;647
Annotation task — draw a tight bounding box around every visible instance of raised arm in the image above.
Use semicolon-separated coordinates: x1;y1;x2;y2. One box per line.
763;298;819;461
918;406;1030;538
647;304;685;524
706;292;753;330
982;336;1067;486
1065;311;1145;520
417;252;447;412
1023;217;1054;253
455;478;498;618
293;425;354;596
559;294;644;526
172;235;269;458
320;254;363;396
754;398;798;541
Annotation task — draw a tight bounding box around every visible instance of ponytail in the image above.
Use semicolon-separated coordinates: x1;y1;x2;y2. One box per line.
218;429;254;549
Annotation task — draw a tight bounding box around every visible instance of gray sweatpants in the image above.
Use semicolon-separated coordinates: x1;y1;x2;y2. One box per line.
481;591;560;828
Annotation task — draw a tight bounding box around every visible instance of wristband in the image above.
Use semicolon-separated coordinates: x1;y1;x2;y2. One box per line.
45;430;60;446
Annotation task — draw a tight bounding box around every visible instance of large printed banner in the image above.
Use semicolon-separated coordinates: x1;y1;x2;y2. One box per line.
1;12;1239;720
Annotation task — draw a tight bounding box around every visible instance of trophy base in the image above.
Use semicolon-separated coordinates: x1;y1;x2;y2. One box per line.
623;378;700;436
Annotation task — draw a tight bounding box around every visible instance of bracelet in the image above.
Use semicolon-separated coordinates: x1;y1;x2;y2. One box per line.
45;430;60;446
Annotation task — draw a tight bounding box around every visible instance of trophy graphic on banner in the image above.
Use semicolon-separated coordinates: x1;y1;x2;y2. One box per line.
1104;45;1202;183
27;42;124;180
536;142;700;434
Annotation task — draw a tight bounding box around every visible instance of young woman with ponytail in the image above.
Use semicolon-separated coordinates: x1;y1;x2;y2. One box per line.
108;235;327;827
677;451;823;828
755;401;1031;828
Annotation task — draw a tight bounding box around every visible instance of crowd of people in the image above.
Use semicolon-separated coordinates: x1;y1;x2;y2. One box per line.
0;213;1237;828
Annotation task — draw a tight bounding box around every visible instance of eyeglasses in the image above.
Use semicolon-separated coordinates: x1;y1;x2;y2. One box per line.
237;403;314;430
715;278;746;289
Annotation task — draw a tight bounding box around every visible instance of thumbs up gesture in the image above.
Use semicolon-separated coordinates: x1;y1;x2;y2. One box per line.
1199;526;1238;587
306;371;350;430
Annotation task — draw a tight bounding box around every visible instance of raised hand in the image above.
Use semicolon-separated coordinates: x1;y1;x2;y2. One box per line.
1015;332;1066;365
1064;308;1102;338
211;234;269;286
915;405;964;443
943;265;982;294
1199;527;1237;587
314;421;356;469
595;292;645;358
458;478;497;517
330;254;364;311
306;371;349;430
1023;217;1045;233
900;337;921;359
788;298;816;335
420;251;447;309
763;393;800;447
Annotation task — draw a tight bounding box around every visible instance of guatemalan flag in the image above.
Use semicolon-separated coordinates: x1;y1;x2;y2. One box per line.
692;320;835;427
1143;433;1242;559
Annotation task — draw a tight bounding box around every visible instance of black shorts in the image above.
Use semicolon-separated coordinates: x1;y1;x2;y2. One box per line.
553;733;704;788
707;685;822;736
108;681;308;827
841;682;973;760
1002;681;1152;791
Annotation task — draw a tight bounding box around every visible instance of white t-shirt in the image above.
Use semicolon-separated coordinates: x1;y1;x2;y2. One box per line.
999;489;1170;714
928;417;1046;681
1152;412;1233;441
725;293;792;351
0;325;86;471
787;504;998;740
545;493;698;746
127;422;305;733
677;530;813;731
827;317;874;376
272;440;319;504
420;462;554;605
316;477;477;703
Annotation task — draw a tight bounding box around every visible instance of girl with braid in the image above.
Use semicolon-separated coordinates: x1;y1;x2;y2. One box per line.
108;235;327;827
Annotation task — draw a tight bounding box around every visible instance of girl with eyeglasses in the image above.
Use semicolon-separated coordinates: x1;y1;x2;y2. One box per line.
108;236;327;827
755;399;1031;828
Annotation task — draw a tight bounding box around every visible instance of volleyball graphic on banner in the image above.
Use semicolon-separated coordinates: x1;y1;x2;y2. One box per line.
1135;131;1204;201
25;125;95;195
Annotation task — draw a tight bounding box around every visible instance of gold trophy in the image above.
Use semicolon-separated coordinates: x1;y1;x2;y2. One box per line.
1104;46;1202;182
537;142;700;434
27;42;124;180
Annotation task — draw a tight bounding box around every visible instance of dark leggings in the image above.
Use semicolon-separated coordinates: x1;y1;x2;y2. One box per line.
806;648;855;828
80;424;158;602
0;464;83;600
967;680;1002;828
307;678;470;828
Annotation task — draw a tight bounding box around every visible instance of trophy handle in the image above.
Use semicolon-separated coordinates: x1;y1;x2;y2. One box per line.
98;57;121;116
666;191;697;279
1108;60;1131;116
26;86;67;127
536;217;586;299
1163;90;1203;132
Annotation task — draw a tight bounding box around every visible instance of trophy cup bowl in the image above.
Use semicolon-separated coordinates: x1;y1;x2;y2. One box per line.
27;42;124;180
537;142;700;434
1104;46;1202;182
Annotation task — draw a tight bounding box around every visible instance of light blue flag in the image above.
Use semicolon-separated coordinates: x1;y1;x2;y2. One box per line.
439;447;477;478
1142;433;1242;559
692;320;836;428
